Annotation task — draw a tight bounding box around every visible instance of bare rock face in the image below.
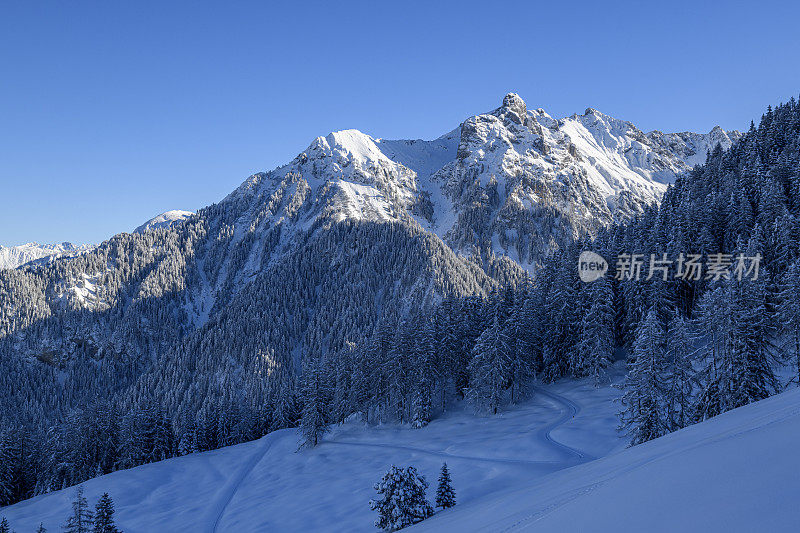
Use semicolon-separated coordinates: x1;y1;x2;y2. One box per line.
500;92;528;125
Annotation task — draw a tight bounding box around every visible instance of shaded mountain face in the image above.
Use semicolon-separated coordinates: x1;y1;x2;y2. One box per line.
0;94;736;428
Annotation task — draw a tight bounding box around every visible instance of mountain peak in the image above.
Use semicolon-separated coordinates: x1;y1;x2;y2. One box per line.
500;93;527;124
134;210;194;234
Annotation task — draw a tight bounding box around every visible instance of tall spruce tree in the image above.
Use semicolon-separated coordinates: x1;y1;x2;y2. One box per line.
619;308;670;445
573;276;615;384
664;311;694;431
778;261;800;386
299;357;329;448
467;314;511;415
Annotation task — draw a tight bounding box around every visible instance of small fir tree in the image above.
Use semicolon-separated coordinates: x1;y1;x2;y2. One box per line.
435;463;456;509
93;493;120;533
64;486;94;533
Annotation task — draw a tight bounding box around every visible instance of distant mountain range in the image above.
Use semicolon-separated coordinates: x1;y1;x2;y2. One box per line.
1;210;194;269
0;241;94;270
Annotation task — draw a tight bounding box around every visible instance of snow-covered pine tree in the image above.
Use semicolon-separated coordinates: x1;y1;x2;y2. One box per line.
299;356;329;448
37;522;47;533
0;517;8;533
573;275;615;384
541;249;581;381
619;308;670;445
502;303;532;403
434;297;462;409
692;286;730;421
64;485;94;533
726;264;780;408
664;311;694;431
410;318;436;428
93;493;120;533
388;319;414;423
328;344;354;425
778;261;800;386
467;314;511;414
435;463;456;509
370;465;434;531
0;427;24;507
269;373;298;432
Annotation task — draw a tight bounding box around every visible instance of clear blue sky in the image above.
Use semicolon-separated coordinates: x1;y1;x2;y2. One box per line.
2;0;799;246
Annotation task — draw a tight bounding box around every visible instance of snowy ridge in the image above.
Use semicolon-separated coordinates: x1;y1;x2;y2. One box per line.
222;93;738;270
134;209;194;233
0;242;94;269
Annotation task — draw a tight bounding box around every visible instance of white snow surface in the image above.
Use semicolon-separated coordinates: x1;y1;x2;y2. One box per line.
4;366;799;532
134;210;194;233
0;242;94;269
0;372;624;532
415;386;800;533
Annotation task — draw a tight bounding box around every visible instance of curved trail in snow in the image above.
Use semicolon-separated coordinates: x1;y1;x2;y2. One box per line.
324;386;594;468
535;388;596;461
208;435;274;533
322;440;562;467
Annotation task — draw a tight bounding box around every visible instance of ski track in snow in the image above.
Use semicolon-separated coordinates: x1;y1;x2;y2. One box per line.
535;388;596;461
323;386;593;469
208;435;274;533
320;440;562;467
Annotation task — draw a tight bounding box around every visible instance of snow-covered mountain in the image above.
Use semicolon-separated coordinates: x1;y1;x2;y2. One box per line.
235;93;739;268
133;210;194;233
0;212;194;270
0;241;94;269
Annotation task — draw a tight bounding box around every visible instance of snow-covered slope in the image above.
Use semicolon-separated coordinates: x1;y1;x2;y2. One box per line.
133;209;194;233
416;387;800;533
0;242;94;269
0;374;624;532
3;368;798;532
